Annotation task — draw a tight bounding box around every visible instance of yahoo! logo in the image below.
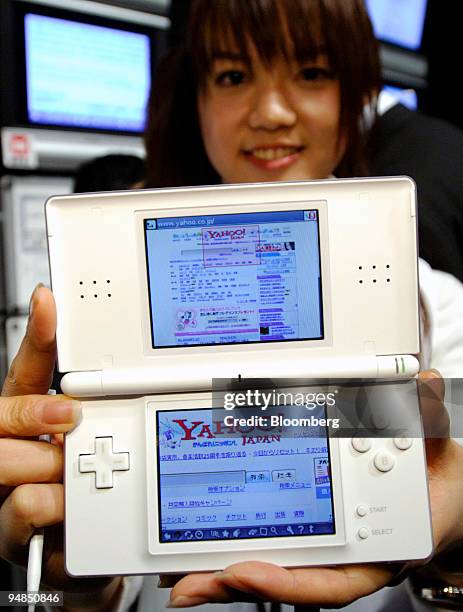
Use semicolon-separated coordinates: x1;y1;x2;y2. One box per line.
172;418;278;440
205;228;246;240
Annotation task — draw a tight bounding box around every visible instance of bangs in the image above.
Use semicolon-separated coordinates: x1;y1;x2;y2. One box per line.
188;0;335;81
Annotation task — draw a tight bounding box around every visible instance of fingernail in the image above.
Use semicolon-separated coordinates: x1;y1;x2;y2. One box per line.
215;570;264;592
166;595;208;608
29;283;45;318
35;400;82;424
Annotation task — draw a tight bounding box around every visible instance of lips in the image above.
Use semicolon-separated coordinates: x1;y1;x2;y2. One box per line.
250;146;303;160
243;145;304;170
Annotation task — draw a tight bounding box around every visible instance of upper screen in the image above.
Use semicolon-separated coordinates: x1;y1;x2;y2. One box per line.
24;13;151;132
144;210;324;348
365;0;428;50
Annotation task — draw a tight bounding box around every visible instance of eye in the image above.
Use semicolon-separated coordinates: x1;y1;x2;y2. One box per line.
300;66;334;82
215;70;247;87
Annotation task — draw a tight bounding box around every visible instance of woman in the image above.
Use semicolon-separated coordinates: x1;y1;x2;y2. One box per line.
145;0;380;189
142;1;463;608
1;1;463;611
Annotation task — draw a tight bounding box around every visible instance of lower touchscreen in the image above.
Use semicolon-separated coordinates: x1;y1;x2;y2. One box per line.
156;406;335;543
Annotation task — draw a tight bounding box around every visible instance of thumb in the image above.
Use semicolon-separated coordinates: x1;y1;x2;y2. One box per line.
417;370;450;466
2;285;57;397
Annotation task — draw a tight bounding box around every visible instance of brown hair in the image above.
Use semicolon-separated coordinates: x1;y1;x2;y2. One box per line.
145;0;381;187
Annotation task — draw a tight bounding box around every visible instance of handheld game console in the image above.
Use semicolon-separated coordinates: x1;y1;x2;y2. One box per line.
46;178;432;576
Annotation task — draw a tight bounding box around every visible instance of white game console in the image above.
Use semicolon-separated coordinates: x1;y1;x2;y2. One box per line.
45;177;433;576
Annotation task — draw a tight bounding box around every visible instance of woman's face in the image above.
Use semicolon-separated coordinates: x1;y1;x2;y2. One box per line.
198;45;346;184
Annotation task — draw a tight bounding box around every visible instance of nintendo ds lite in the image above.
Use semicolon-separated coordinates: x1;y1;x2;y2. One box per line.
45;178;432;575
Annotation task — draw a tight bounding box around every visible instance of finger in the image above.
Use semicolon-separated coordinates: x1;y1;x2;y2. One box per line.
168;572;260;607
217;563;394;606
168;562;395;608
417;370;451;463
425;438;463;552
0;483;63;566
0;483;122;600
0;439;63;486
160;573;258;602
2;285;57;397
418;370;448;435
0;394;81;437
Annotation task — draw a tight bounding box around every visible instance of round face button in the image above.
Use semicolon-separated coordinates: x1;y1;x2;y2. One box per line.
356;505;369;517
394;436;413;451
358;527;370;540
374;450;395;472
351;436;372;453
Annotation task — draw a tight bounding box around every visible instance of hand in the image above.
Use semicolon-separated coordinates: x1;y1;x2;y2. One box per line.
0;286;122;611
166;371;463;608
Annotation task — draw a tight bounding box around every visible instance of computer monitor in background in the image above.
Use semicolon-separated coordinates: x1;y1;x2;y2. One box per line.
0;0;167;136
365;0;428;51
24;13;151;133
0;0;168;170
382;85;418;111
365;0;429;103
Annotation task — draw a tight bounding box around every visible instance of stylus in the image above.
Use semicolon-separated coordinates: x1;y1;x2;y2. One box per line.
27;527;45;612
27;430;52;612
61;355;420;397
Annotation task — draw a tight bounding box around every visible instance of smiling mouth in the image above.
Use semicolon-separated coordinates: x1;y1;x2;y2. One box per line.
246;146;304;161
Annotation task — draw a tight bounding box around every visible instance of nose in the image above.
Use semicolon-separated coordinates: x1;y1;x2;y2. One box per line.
248;82;297;130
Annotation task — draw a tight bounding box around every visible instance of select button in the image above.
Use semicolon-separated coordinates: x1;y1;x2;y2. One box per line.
358;527;370;540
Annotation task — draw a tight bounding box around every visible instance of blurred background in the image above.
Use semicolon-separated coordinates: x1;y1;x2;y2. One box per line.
0;0;460;598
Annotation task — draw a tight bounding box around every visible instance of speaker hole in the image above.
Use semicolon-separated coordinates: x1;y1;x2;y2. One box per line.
372;265;376;269
387;279;391;283
386;265;390;269
358;266;363;270
94;294;98;298
79;281;83;285
108;294;112;297
359;280;363;284
80;295;84;299
106;280;111;284
373;279;377;283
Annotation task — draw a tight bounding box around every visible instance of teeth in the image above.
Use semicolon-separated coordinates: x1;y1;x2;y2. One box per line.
252;147;299;160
